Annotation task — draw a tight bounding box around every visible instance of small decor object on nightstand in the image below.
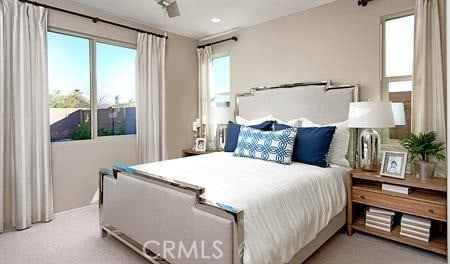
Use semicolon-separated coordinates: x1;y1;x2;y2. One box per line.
400;131;446;179
380;151;407;179
365;207;395;232
400;214;431;242
381;183;411;194
194;138;207;152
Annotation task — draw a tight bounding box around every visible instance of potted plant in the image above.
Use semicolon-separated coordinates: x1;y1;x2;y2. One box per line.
400;131;445;178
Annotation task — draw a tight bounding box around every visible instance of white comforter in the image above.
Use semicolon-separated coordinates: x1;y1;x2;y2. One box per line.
133;152;348;264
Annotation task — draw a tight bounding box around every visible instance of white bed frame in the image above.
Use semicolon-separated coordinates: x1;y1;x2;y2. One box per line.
99;80;359;264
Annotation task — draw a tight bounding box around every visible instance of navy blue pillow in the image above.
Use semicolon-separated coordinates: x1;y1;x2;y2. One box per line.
274;123;336;167
224;121;274;152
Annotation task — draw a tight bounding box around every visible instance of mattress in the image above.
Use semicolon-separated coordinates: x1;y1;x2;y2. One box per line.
133;152;349;264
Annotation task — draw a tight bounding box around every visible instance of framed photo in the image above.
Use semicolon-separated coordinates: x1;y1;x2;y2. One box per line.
380;151;408;179
195;138;207;152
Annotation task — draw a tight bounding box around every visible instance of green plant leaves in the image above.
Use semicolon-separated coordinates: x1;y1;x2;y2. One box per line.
400;131;446;162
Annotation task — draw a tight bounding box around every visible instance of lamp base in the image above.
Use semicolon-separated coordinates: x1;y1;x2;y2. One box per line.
359;128;380;172
216;124;228;151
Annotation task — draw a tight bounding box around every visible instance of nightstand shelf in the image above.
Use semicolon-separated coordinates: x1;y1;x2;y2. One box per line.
352;216;447;255
347;169;447;255
351;170;447;192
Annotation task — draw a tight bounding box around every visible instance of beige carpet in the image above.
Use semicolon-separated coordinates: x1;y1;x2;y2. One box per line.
0;205;446;264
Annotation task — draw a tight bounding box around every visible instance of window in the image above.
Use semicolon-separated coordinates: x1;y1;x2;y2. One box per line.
48;32;91;142
211;55;231;107
96;42;136;137
48;31;136;142
382;12;414;141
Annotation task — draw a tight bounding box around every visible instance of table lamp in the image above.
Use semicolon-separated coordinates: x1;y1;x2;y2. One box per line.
210;107;233;151
348;101;395;171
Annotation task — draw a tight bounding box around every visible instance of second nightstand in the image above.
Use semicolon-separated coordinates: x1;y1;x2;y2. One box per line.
181;148;216;157
347;169;447;255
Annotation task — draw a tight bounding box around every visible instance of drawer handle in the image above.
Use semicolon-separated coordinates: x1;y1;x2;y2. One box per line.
359;195;365;199
428;208;434;213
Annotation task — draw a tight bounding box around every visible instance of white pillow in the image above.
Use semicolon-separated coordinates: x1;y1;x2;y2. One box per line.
235;115;274;126
235;115;301;127
301;118;350;167
271;116;302;127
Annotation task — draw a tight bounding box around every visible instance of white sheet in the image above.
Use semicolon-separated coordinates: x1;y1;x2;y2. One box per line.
133;152;349;264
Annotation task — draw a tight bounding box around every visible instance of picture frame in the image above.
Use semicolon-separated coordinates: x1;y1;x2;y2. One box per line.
194;138;207;152
380;151;408;179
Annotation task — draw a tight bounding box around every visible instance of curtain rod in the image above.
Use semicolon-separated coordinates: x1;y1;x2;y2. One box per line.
18;0;168;39
197;36;238;49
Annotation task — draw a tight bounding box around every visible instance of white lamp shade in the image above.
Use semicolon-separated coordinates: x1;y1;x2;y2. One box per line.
391;102;406;125
209;107;233;124
348;101;395;128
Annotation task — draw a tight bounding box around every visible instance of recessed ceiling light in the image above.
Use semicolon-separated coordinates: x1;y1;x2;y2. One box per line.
211;18;221;23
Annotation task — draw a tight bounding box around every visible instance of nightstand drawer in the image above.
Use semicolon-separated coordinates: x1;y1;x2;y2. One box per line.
353;188;447;221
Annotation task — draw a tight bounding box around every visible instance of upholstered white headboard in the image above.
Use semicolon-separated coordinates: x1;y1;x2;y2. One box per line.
235;80;359;167
236;81;358;124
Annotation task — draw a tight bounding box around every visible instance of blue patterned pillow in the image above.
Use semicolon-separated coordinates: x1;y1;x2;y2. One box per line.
233;126;297;164
224;121;274;152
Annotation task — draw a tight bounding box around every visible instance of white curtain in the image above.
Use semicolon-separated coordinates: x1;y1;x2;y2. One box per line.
136;33;167;163
412;0;446;177
197;46;213;140
0;0;53;232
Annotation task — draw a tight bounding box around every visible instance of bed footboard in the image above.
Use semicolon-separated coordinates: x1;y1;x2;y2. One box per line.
99;166;244;264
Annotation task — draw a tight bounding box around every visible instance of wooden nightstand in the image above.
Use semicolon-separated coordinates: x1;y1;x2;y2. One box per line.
347;169;447;255
181;148;216;157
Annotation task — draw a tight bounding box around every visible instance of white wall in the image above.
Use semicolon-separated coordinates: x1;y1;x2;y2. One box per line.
40;0;198;212
51;137;137;212
204;0;416;103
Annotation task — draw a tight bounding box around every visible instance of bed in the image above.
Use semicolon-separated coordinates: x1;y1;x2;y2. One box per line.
99;80;359;264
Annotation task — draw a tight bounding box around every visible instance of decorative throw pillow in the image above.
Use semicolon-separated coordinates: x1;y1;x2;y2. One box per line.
274;123;336;167
301;118;350;167
224;121;274;152
233;126;297;165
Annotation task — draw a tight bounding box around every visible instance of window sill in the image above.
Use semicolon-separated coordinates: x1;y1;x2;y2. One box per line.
51;134;136;146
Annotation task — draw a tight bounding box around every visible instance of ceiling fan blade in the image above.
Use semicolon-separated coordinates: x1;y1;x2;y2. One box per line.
166;1;180;18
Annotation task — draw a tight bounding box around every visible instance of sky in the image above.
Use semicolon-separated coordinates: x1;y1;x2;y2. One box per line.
48;32;136;107
212;56;230;104
385;15;414;78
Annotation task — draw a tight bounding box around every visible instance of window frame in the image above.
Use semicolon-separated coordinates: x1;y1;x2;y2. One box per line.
380;10;414;145
48;27;137;144
211;52;231;107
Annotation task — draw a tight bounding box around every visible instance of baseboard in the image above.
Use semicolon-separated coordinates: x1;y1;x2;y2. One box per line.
54;203;97;216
